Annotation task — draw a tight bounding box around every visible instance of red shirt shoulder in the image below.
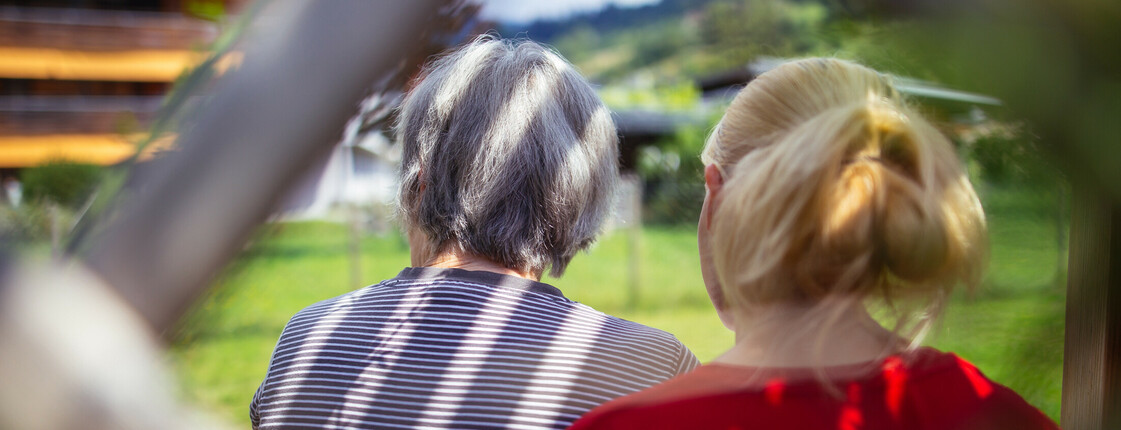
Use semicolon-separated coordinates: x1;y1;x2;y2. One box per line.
568;348;1058;430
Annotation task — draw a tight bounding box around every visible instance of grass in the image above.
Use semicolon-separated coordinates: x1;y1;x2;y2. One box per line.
168;184;1067;425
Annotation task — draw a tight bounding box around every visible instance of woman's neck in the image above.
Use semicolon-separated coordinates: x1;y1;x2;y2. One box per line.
714;300;902;368
424;248;540;281
407;229;540;281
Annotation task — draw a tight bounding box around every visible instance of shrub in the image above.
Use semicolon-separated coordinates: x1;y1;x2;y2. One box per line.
20;161;103;209
637;114;716;225
969;129;1058;186
0;203;53;242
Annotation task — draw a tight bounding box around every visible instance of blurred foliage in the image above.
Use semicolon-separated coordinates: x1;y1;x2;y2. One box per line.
0;203;55;242
629;20;691;70
184;0;225;22
544;0;834;84
599;79;700;111
968;126;1061;186
638;113;721;224
552;25;601;65
698;0;827;71
840;0;1121;201
821;19;934;79
20;161;104;209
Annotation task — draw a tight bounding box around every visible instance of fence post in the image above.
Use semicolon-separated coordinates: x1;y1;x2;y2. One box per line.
1061;179;1121;430
347;203;363;290
621;174;643;311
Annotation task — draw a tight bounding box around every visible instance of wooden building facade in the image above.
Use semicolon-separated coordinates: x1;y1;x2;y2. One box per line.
0;0;243;188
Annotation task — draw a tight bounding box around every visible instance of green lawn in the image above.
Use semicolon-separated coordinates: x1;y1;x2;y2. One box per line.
169;186;1067;425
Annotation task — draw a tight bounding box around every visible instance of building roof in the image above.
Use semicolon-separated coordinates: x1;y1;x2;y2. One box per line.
698;57;1001;110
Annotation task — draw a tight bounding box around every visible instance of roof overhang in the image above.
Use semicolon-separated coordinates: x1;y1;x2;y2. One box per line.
0;134;173;167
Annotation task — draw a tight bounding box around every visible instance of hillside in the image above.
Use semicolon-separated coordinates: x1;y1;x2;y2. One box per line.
497;0;717;42
496;0;932;90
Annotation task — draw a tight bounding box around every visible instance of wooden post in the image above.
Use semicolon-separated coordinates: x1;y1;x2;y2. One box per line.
1061;180;1121;430
347;204;363;290
1056;184;1068;286
623;174;643;311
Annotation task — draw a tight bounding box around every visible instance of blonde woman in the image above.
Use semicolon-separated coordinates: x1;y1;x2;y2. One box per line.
568;59;1058;430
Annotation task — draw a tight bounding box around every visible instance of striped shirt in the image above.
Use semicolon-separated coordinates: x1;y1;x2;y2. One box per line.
251;267;699;430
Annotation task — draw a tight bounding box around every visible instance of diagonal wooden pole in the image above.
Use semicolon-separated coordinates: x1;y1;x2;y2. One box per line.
81;0;449;333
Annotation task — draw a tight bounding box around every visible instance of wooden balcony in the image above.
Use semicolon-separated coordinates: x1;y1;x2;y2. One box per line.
0;6;217;51
0;95;172;166
0;6;226;81
0;95;163;135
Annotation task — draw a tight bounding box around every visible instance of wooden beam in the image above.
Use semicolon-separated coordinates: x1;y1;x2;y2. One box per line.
1062;180;1121;429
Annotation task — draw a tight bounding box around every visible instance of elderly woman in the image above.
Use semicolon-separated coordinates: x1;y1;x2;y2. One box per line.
251;36;698;430
568;58;1058;429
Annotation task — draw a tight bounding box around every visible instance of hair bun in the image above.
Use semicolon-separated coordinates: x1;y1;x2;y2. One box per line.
877;169;949;281
869;109;951;282
818;105;953;288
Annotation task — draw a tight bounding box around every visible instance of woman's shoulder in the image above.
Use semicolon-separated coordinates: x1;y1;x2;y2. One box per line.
566;364;762;430
568;348;1060;430
898;348;1060;430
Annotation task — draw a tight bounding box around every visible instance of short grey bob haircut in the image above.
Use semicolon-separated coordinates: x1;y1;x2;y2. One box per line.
396;35;619;277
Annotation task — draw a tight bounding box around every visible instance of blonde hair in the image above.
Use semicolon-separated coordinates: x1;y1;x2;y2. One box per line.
705;58;987;344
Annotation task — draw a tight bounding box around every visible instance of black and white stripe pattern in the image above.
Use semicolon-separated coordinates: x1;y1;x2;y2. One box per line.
251;267;699;429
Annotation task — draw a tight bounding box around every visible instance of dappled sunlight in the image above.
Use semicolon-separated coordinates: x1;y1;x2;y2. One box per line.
881;356;907;419
763;378;785;406
957;357;994;400
252;266;690;428
0;0;1090;428
838;383;864;430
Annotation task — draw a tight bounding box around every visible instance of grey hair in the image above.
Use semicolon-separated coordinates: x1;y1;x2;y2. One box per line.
395;35;619;277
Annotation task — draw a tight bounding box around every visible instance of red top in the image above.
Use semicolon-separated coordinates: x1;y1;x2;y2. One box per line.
568;348;1058;430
